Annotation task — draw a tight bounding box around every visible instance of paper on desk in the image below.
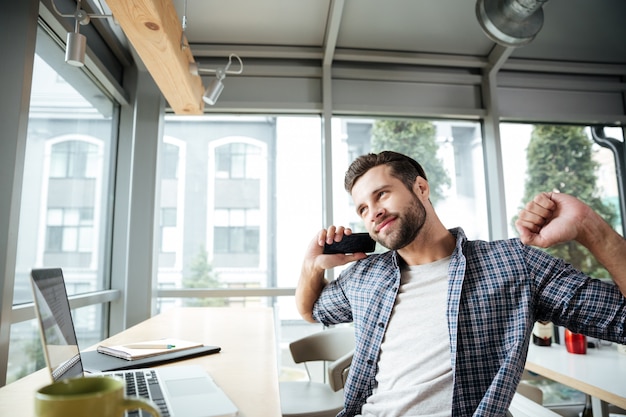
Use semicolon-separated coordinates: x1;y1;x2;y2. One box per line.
97;338;203;361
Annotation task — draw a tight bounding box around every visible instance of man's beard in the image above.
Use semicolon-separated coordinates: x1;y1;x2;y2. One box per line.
373;193;427;251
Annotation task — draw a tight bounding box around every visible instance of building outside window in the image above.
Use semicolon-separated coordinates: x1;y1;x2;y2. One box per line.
213;208;260;256
49;140;98;178
45;207;94;253
158;138;185;272
209;139;265;271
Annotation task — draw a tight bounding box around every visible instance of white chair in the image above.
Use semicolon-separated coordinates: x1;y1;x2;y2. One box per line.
508;374;547;417
280;327;355;417
516;370;544;404
516;380;543;404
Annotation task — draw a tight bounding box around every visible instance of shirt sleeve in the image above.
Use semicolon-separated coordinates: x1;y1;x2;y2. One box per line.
524;243;626;343
312;267;355;326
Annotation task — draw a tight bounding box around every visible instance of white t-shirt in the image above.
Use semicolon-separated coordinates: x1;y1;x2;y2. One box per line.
358;256;453;417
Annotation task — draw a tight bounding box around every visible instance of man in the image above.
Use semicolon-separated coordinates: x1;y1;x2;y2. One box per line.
296;151;626;417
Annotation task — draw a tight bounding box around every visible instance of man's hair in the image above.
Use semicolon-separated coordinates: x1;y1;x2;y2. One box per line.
344;151;428;193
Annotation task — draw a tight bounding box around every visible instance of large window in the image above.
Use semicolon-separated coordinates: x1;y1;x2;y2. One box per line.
156;116;325;374
331;117;488;241
500;123;624;409
7;27;116;384
157;115;323;309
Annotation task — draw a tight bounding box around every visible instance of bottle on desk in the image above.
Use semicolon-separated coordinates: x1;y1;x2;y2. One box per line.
532;321;554;346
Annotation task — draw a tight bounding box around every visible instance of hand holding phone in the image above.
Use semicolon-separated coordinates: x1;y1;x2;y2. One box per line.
323;233;376;254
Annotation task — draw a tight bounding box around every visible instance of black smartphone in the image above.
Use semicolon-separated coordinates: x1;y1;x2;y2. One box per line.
323;233;376;254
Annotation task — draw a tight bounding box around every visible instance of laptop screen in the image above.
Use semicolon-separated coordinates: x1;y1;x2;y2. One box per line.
30;268;84;381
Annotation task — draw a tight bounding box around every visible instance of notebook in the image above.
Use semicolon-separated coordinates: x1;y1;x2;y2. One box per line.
97;338;205;361
30;268;239;417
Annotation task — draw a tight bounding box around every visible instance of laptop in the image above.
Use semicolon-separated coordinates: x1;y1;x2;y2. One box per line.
30;267;239;417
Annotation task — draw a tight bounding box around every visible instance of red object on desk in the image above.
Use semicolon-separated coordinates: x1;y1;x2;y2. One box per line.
564;329;587;354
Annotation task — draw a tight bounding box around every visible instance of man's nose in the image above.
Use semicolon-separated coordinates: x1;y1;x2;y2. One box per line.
369;206;385;223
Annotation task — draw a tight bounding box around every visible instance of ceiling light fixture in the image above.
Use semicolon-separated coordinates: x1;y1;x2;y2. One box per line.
180;0;189;51
476;0;549;47
51;0;113;67
189;54;244;106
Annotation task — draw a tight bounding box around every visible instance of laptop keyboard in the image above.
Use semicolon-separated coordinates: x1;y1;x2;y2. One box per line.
110;370;171;417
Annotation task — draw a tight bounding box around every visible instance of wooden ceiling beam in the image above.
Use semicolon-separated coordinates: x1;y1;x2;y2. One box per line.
105;0;204;114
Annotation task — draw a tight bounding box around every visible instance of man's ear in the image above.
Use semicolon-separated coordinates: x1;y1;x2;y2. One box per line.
413;176;430;199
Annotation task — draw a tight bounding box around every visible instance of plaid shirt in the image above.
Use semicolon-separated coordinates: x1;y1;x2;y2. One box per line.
312;228;626;417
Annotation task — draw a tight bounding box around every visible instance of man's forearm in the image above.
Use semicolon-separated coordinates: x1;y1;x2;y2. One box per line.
295;264;327;323
578;210;626;297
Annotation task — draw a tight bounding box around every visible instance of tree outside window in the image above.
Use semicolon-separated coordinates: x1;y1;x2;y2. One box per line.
518;125;618;279
371;119;451;205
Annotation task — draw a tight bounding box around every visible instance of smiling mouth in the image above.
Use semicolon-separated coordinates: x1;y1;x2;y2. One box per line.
375;217;395;233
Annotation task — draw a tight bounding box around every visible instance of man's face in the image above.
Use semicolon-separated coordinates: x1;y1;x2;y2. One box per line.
351;165;427;250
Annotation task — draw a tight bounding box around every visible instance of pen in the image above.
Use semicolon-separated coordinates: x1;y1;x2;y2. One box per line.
125;344;176;349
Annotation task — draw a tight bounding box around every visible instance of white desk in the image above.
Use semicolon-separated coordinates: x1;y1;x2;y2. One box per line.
525;342;626;417
0;307;281;417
